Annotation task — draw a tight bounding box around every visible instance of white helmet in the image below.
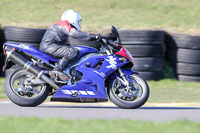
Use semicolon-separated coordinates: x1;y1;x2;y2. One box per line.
61;10;82;30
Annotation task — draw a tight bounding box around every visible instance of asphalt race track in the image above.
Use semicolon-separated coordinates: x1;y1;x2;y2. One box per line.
0;101;200;122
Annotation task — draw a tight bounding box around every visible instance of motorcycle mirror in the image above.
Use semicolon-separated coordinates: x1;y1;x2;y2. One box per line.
111;26;121;44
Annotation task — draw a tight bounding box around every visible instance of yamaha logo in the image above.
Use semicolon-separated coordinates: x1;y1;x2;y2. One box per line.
106;56;117;70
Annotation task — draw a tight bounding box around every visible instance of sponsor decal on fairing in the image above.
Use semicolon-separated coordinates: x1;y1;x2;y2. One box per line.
106;56;117;70
61;90;95;95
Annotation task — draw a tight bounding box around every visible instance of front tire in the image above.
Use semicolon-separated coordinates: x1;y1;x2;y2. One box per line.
5;68;49;107
108;74;149;109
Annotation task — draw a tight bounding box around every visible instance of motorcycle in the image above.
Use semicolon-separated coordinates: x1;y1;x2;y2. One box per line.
3;26;149;109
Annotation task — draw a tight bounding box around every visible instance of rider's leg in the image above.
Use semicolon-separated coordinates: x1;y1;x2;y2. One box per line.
50;48;79;79
58;47;80;70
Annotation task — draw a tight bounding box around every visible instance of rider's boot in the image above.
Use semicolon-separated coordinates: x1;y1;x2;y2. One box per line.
49;58;69;80
49;48;79;80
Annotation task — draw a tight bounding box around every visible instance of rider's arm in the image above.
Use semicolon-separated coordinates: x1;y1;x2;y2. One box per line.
69;28;91;40
67;28;101;41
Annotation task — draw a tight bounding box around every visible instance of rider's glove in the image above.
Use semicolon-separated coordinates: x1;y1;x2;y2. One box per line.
89;34;102;41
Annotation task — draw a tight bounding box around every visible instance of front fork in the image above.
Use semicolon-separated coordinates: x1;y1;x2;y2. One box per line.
117;68;129;86
105;49;130;86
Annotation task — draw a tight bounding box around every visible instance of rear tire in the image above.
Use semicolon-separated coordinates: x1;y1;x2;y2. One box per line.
5;68;49;107
108;74;149;109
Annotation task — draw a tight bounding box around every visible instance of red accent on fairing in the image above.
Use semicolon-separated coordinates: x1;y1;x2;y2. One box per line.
50;20;72;31
115;46;133;62
4;49;6;55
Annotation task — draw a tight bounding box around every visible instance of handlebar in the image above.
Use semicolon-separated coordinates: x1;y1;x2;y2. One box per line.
101;36;120;48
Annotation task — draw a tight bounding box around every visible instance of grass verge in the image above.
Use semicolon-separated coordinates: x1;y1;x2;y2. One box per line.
148;79;200;103
0;0;200;34
0;117;200;133
0;78;6;100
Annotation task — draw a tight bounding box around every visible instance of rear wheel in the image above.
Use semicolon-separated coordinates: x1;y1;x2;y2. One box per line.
5;68;49;107
108;74;149;109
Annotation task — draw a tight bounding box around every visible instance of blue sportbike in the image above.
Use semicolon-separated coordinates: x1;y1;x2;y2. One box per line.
3;26;149;109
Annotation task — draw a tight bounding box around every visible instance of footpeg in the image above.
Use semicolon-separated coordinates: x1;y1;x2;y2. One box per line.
49;71;69;81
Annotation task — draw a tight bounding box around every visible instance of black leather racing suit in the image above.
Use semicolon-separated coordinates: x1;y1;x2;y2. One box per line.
40;20;92;70
40;20;91;58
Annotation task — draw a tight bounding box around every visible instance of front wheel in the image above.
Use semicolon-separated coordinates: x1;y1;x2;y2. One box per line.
5;68;49;107
108;74;149;109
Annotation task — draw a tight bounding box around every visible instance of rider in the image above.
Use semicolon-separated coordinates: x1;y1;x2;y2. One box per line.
40;10;100;78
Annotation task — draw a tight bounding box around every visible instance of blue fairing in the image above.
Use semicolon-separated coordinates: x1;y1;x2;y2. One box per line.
4;42;58;64
74;46;99;57
52;55;137;101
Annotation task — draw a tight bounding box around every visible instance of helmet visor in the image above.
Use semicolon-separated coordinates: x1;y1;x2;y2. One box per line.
78;19;82;29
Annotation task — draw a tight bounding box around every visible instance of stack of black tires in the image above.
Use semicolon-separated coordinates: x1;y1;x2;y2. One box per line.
2;26;200;82
3;26;46;76
4;26;46;49
166;33;200;82
120;30;165;80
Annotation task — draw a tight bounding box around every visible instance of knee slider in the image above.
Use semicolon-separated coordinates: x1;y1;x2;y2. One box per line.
67;48;79;60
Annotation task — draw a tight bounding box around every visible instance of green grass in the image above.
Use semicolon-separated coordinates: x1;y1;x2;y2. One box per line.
0;117;200;133
0;0;200;34
0;78;6;99
1;77;200;103
148;79;200;103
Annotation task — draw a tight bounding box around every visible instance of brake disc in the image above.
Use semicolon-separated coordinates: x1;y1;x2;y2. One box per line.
118;78;140;98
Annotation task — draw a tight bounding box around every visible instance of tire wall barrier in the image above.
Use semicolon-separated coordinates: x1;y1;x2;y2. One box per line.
0;25;200;82
165;33;200;82
119;30;165;81
3;26;47;76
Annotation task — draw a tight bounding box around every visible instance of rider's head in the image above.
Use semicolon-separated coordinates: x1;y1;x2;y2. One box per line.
61;10;82;30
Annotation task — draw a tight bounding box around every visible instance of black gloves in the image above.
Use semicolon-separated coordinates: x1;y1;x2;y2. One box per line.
89;34;102;41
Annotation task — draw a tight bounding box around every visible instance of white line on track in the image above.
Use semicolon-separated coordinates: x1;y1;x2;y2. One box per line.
1;100;200;107
0;101;12;104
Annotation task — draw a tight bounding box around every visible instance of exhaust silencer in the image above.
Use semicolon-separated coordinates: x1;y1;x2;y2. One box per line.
7;50;59;90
